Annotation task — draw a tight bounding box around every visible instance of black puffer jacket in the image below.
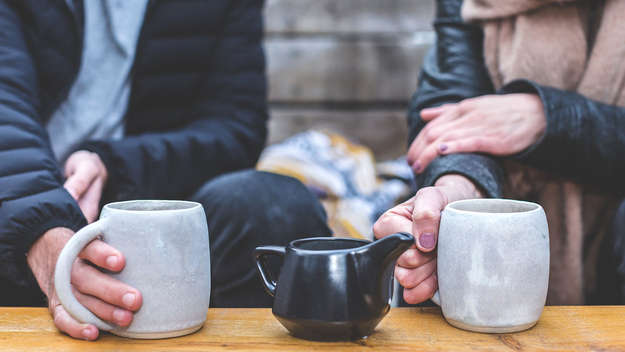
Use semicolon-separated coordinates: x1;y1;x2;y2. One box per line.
410;0;625;198
0;0;267;304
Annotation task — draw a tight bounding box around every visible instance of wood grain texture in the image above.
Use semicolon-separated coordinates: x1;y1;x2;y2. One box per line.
262;0;436;156
265;0;435;34
266;36;431;103
1;307;624;351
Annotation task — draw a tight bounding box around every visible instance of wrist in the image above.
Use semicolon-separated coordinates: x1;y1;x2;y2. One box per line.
27;227;74;297
93;152;109;184
434;174;484;200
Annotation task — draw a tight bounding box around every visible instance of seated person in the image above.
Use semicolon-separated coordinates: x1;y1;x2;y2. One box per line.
375;0;625;306
0;0;330;340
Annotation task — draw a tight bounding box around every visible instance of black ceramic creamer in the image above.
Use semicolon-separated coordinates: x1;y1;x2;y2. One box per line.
253;233;414;341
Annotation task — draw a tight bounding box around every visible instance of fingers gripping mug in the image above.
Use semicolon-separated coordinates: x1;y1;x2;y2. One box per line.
431;199;550;333
54;200;211;339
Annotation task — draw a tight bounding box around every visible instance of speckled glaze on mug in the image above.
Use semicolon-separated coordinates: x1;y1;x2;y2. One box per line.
55;200;211;339
433;199;549;333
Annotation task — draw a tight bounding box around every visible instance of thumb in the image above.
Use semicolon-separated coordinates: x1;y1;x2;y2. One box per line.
411;187;448;252
64;166;97;201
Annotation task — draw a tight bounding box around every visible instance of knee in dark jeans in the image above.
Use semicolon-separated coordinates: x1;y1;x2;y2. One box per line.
193;170;330;243
191;170;331;307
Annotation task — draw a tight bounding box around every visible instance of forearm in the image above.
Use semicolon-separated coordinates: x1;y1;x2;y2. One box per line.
408;0;502;198
435;174;484;200
0;189;86;289
0;0;86;289
408;0;494;143
503;80;625;194
417;153;503;198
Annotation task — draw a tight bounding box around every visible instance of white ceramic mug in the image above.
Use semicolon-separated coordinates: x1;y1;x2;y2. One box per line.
431;199;549;333
54;200;211;339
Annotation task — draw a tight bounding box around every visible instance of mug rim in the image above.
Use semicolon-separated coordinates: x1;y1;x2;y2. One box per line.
445;198;541;215
103;199;202;213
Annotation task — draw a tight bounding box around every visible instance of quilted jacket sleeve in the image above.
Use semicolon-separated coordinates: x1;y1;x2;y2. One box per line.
407;0;504;197
0;1;86;291
77;0;268;202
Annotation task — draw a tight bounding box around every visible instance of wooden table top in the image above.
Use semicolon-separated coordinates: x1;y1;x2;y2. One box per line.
1;307;624;351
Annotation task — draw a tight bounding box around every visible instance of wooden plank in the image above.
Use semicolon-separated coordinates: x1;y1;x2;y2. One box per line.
265;0;436;34
1;307;625;351
266;35;432;102
268;107;408;160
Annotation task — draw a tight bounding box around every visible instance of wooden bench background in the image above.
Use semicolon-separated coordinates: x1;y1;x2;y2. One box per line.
264;0;436;161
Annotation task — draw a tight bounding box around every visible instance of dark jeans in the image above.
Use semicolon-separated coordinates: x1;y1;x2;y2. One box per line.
191;170;332;307
594;199;625;305
1;170;332;307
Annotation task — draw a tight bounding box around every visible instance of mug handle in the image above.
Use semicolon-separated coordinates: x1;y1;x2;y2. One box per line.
253;246;286;297
431;290;441;306
54;218;115;331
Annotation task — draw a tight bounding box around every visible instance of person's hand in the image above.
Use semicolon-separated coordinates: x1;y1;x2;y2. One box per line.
64;151;108;223
373;174;482;304
27;227;142;340
407;94;546;173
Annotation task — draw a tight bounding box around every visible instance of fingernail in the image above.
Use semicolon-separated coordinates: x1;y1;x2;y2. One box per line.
413;161;421;172
82;327;95;340
122;293;136;308
419;233;436;249
113;308;126;324
106;256;118;268
439;144;448;153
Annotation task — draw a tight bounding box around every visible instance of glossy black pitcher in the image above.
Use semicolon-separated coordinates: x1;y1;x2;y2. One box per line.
253;233;414;341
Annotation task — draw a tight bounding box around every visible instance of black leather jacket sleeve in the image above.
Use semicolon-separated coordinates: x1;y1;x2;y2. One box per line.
502;80;625;195
76;0;267;203
408;0;504;197
0;1;86;292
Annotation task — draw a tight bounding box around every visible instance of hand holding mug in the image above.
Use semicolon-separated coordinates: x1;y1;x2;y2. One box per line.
373;174;483;304
27;227;142;340
53;200;211;339
434;198;549;332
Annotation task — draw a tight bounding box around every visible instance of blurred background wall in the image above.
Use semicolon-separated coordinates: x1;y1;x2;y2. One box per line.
263;0;436;161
